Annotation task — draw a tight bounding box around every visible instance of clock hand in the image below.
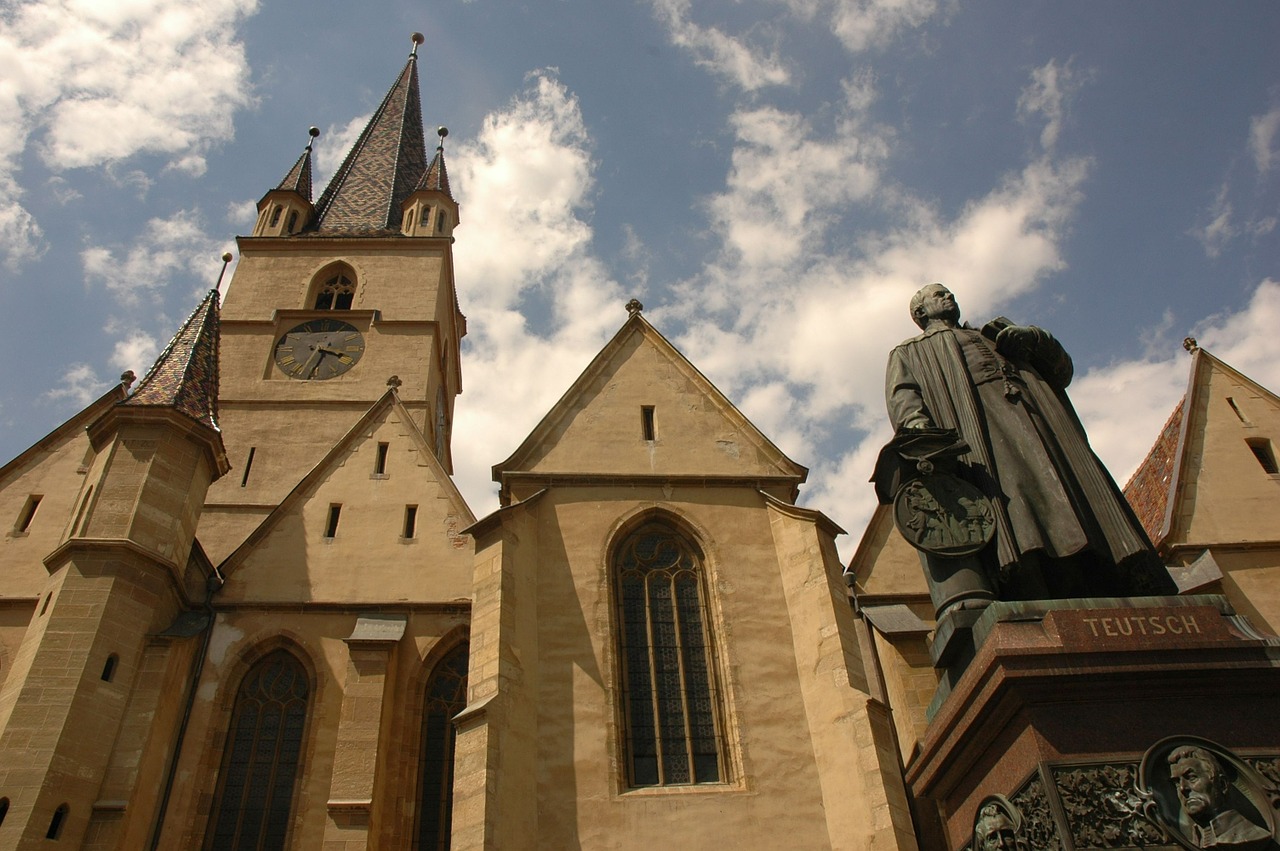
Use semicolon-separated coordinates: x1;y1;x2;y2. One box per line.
300;347;324;378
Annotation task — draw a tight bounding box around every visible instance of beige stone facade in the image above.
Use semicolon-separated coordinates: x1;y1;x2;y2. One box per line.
2;43;1278;851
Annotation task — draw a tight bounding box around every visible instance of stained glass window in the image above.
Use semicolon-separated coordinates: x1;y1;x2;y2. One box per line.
205;650;310;851
614;521;723;787
415;644;469;850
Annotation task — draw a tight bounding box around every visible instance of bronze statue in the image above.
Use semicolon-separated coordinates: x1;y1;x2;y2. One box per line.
880;283;1174;616
1169;746;1273;848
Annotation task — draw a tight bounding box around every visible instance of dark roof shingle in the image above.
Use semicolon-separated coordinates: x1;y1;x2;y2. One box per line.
123;289;221;431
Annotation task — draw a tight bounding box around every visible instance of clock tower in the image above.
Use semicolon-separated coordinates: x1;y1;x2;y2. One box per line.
204;33;466;562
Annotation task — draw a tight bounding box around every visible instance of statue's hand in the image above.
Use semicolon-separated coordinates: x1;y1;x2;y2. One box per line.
996;325;1039;361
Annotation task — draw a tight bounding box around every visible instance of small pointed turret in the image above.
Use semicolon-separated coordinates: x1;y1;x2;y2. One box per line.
123;288;222;432
402;126;460;237
252;127;319;237
314;33;430;234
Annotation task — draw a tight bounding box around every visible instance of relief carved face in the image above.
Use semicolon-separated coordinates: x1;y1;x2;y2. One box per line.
1170;750;1229;823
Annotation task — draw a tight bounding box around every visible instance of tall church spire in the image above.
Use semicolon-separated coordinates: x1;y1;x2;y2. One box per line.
313;33;429;234
123;287;222;432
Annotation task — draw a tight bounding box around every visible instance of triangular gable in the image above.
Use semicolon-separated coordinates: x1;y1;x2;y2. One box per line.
217;390;475;604
846;503;930;603
0;385;126;596
493;313;808;485
1130;348;1280;548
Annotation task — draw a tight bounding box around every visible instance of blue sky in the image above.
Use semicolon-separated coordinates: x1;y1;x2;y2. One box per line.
1;0;1278;546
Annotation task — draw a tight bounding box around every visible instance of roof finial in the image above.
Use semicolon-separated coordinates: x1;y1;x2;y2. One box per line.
387;375;403;388
306;125;319;151
410;31;424;57
1183;336;1199;353
626;298;644;316
437;126;448;152
120;370;136;391
214;252;234;293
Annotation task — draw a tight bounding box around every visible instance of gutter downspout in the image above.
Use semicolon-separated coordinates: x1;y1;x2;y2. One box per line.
148;572;222;851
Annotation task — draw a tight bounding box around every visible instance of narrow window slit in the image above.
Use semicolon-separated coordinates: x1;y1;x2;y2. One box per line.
240;448;256;487
403;505;418;539
1227;397;1251;424
1247;438;1278;474
101;654;118;682
375;442;390;475
47;804;67;839
15;494;41;533
642;406;656;441
325;504;342;538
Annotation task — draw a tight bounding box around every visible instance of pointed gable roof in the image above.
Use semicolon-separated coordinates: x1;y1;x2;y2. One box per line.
275;146;314;202
1123;347;1280;547
312;49;428;234
218;389;475;582
123;289;221;431
493;310;808;491
416;147;453;200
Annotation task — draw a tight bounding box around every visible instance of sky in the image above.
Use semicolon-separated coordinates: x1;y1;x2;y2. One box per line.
1;0;1278;555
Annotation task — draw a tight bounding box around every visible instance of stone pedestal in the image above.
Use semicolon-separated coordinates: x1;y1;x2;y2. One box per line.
905;595;1280;850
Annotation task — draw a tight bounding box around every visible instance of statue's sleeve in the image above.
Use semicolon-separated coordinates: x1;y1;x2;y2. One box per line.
1025;326;1074;389
886;346;934;430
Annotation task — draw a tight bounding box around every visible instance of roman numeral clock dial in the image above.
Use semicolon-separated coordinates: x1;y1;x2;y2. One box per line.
274;319;366;380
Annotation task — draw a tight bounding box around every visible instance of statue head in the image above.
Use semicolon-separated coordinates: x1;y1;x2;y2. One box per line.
1169;746;1232;824
910;283;961;329
973;802;1020;851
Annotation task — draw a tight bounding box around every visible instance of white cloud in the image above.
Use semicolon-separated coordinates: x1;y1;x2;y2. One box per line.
0;0;258;267
1071;278;1280;487
1193;182;1235;258
827;0;941;53
658;57;1090;545
449;72;626;514
45;363;110;406
110;331;161;383
82;209;233;303
651;0;791;91
1017;58;1089;152
1250;105;1280;175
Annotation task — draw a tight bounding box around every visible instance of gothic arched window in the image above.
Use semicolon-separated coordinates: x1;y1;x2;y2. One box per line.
613;520;724;787
312;267;356;310
415;643;469;851
205;649;310;851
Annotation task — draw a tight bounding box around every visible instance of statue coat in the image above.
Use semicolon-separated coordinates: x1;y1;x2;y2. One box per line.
885;322;1157;579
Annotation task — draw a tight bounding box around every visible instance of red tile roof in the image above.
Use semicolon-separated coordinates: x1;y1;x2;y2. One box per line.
123;289;221;431
312;53;428;233
1122;397;1185;544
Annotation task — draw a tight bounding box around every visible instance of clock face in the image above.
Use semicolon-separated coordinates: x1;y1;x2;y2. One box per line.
274;319;366;380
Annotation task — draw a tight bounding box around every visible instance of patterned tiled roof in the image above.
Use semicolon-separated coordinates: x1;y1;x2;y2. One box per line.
123;289;221;431
416;148;453;200
276;147;313;201
312;52;427;233
1123;397;1185;544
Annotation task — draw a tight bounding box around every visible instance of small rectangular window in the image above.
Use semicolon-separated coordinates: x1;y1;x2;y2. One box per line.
325;504;342;538
374;442;390;475
1247;438;1279;474
15;494;41;533
403;505;418;539
240;447;256;487
641;406;656;441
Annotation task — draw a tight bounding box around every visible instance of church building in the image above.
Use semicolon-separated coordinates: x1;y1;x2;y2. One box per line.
0;36;1277;851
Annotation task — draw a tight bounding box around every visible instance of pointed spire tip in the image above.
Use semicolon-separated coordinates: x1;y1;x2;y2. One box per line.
411;32;424;56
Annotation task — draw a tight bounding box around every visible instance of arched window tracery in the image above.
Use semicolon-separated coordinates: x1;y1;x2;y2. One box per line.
312;265;356;310
205;649;310;851
415;643;468;851
613;519;724;787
